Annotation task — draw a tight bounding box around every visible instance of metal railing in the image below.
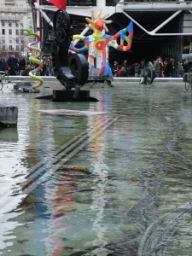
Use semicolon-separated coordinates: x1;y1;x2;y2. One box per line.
67;0;96;5
123;0;188;2
67;0;183;5
30;0;192;6
37;0;97;5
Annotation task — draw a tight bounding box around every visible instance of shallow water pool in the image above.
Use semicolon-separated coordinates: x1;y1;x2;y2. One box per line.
0;82;192;256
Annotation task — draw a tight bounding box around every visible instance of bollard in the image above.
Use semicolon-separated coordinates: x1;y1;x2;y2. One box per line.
0;105;18;127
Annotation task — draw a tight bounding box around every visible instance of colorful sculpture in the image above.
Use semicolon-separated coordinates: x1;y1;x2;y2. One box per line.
70;12;133;79
23;28;44;89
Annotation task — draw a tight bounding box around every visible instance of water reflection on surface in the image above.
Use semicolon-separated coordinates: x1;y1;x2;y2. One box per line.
1;83;192;255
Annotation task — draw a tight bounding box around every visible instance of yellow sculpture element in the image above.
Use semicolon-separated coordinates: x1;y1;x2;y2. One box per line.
23;28;44;89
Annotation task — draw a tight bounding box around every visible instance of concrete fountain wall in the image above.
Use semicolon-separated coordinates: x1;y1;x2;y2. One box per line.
0;106;18;127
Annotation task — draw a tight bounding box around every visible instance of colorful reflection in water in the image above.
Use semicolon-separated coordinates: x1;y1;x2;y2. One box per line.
1;83;192;255
87;96;110;256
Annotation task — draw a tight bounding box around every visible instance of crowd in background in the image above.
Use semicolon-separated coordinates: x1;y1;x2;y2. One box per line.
111;57;192;78
0;54;192;78
0;55;54;76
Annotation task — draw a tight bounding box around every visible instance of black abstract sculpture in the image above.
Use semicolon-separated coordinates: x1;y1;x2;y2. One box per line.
44;10;89;99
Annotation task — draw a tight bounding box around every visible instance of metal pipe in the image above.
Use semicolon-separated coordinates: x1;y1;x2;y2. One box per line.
34;3;53;27
123;10;192;36
151;9;182;33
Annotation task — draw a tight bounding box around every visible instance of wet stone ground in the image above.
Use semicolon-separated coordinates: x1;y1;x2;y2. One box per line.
0;82;192;255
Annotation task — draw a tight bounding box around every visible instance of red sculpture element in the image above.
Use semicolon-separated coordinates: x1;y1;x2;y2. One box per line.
48;0;66;10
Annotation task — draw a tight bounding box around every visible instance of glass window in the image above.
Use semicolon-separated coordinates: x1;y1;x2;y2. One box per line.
2;29;5;35
9;22;12;27
9;29;12;35
9;45;12;50
5;0;15;6
16;29;19;35
129;0;177;1
1;21;5;26
183;47;189;54
190;42;192;53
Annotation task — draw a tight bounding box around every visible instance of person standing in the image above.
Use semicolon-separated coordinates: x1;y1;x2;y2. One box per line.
0;57;7;71
18;57;26;75
176;60;184;77
154;57;164;77
7;55;18;75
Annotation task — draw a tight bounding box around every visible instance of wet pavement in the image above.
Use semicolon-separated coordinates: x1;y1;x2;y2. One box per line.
0;82;192;255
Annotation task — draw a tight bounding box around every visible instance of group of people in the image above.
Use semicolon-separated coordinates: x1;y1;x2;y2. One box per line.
0;55;24;75
0;55;54;76
1;54;192;83
112;57;192;79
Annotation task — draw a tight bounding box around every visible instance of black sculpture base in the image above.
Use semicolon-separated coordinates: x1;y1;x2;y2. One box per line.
36;90;98;102
14;82;40;93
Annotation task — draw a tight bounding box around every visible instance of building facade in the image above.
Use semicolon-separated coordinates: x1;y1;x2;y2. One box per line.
29;0;192;61
0;0;33;56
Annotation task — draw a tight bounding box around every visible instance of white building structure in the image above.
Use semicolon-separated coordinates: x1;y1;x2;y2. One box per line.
0;0;33;56
33;0;192;36
31;0;192;60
